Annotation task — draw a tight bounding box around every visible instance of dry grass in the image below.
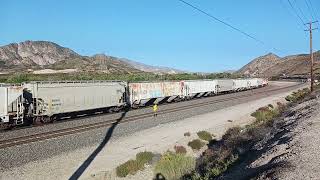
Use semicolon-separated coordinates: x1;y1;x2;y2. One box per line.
116;151;154;177
154;152;195;180
174;145;187;154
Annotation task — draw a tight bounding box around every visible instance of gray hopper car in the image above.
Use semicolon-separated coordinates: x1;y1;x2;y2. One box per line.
22;81;127;123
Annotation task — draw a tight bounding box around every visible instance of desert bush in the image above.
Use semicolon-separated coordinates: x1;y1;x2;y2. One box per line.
285;88;310;103
188;139;205;150
174;145;187;154
154;152;195;180
116;151;154;177
116;159;143;177
136;151;154;165
197;131;213;141
251;106;279;123
184;132;191;137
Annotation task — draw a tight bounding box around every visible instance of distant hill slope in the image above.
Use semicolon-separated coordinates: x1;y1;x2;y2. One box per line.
0;40;181;74
120;58;184;74
238;51;320;77
237;53;280;77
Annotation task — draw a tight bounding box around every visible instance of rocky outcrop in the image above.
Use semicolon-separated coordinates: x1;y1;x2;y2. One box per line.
237;53;280;77
238;51;320;77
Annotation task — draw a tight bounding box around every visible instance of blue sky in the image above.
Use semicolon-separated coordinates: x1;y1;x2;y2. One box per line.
1;0;319;72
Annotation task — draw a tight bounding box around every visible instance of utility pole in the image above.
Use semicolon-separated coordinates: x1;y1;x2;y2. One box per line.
305;21;318;92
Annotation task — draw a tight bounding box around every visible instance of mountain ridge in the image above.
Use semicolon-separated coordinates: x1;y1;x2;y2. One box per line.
237;51;320;77
0;40;182;74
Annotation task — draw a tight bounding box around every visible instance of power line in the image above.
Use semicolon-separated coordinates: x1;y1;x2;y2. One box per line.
305;0;320;27
293;0;308;22
177;0;265;45
287;0;307;25
176;0;287;54
304;0;315;20
280;0;308;34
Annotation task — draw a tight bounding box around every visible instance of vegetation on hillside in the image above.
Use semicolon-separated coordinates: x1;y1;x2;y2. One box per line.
183;88;311;179
0;72;243;83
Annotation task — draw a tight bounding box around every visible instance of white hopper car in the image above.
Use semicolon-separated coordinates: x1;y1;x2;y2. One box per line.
0;78;267;127
129;81;183;107
182;80;217;98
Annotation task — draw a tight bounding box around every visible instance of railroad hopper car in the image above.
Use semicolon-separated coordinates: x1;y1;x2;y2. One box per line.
216;79;234;93
1;81;127;125
232;79;250;91
24;81;127;123
182;80;217;98
0;85;24;125
129;81;183;107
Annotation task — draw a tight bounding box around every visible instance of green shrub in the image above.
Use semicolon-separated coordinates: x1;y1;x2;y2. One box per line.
136;151;154;165
285;88;310;103
116;159;143;177
188;139;205;150
251;106;278;123
174;145;187;154
197;131;213;141
268;104;274;109
116;151;154;177
154;152;195;180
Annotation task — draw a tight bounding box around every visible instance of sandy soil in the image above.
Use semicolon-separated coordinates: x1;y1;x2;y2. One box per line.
0;83;306;180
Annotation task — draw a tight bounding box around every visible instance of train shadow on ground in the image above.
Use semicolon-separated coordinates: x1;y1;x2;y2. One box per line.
69;108;129;180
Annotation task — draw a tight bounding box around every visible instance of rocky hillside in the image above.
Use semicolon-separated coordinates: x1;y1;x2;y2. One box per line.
0;41;180;74
237;53;280;77
120;58;184;74
238;51;320;77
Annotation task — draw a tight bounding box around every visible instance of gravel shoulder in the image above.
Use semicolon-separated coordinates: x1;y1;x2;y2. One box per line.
0;82;306;180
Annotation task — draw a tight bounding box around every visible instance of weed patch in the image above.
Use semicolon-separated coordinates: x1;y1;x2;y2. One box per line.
197;131;213;141
116;160;143;177
116;151;154;177
136;151;154;165
154;152;195;180
188;139;205;150
174;145;187;154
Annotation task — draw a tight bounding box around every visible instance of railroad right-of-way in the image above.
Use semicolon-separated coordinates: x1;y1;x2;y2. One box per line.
0;81;307;180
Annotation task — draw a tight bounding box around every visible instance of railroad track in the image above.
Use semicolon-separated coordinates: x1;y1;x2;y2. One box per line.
0;83;305;149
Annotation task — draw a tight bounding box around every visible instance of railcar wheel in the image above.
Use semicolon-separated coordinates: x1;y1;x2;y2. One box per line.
33;117;42;125
0;123;12;130
41;116;54;124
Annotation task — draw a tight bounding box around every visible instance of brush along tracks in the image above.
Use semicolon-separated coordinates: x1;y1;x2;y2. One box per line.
0;83;304;149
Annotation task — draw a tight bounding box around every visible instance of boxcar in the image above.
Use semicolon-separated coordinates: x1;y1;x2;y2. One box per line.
0;85;24;124
129;81;182;106
23;81;127;118
216;79;233;93
182;80;217;98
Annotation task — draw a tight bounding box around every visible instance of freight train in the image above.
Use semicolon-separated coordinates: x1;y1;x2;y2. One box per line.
0;78;268;127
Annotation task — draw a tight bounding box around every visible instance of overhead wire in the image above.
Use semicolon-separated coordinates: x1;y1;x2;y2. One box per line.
293;0;308;22
304;0;319;28
280;0;308;33
304;0;316;20
287;0;307;25
176;0;283;53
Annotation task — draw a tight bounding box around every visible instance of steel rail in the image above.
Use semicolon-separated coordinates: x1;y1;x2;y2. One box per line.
0;83;305;149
